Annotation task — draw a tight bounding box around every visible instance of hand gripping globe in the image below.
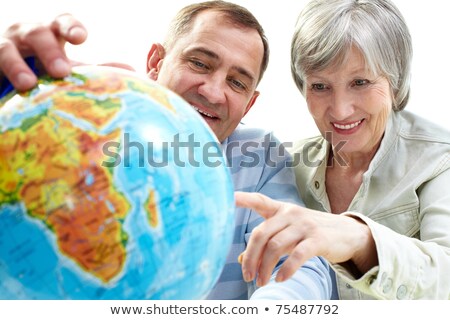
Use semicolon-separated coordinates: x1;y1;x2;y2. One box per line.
0;66;235;299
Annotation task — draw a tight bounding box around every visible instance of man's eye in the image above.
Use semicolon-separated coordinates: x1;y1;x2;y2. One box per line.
229;78;245;90
190;60;208;70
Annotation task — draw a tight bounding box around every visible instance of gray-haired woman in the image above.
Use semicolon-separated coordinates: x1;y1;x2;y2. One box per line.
237;0;450;299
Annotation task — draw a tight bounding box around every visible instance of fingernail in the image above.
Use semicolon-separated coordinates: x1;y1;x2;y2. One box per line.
16;72;36;88
237;253;243;264
243;271;251;282
51;58;71;77
275;273;285;282
69;26;87;39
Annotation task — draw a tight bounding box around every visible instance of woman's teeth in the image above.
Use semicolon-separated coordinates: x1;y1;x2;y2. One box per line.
333;120;362;130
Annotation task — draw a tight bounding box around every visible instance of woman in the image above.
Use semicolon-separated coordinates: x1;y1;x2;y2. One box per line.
238;0;450;299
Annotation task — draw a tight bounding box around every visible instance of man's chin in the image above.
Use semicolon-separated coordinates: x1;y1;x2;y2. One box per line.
205;123;224;142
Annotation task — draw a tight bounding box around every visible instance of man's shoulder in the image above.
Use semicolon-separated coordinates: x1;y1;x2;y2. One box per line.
226;124;278;144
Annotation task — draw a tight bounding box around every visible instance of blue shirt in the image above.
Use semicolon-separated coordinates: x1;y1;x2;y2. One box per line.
206;125;332;299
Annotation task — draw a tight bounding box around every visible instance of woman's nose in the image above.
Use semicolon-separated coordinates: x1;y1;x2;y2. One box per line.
330;89;355;120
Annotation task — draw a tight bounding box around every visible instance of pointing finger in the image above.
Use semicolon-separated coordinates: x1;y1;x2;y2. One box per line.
235;191;283;219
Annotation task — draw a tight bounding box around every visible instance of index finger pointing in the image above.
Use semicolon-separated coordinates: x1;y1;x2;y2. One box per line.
234;191;282;219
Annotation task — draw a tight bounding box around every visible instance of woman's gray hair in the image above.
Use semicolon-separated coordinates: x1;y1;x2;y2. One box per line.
291;0;412;111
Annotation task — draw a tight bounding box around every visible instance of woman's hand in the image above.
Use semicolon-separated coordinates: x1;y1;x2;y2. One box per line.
236;191;378;286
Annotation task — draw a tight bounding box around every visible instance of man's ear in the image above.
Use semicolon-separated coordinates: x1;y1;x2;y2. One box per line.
147;43;165;80
243;91;260;117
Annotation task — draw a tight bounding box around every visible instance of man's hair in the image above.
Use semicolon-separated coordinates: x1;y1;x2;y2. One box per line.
291;0;412;111
164;0;269;84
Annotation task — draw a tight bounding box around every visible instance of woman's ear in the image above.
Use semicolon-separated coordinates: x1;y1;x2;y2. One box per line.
146;43;165;80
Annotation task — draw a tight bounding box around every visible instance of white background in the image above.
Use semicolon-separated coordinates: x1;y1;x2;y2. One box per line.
1;0;449;142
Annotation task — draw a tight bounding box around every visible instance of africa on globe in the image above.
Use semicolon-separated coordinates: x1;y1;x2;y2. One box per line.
0;66;235;299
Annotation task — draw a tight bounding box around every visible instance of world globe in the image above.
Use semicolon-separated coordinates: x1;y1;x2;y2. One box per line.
0;66;235;299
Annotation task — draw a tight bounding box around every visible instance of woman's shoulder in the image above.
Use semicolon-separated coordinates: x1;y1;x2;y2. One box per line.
392;110;450;174
290;135;326;153
398;110;450;146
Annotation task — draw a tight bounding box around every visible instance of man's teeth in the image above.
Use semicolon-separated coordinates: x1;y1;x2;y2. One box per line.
193;106;215;118
333;120;362;130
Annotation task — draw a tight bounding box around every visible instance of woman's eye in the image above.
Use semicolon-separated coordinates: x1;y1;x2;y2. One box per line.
311;83;327;91
353;79;369;86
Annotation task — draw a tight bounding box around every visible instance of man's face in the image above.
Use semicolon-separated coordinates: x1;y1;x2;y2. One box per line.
148;10;264;142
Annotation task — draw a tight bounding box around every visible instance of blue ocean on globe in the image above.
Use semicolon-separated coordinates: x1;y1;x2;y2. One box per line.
0;66;235;299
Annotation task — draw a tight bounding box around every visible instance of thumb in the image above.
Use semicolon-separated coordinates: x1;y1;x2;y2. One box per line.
234;191;282;219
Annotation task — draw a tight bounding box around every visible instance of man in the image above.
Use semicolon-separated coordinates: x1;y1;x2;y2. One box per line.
0;1;331;299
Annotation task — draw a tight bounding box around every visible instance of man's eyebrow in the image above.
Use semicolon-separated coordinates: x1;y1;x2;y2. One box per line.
188;47;220;60
232;66;255;85
187;47;256;84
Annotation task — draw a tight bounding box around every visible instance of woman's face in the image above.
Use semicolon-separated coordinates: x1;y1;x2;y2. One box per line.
305;46;392;156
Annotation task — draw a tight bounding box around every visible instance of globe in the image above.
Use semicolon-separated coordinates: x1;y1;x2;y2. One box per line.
0;66;235;299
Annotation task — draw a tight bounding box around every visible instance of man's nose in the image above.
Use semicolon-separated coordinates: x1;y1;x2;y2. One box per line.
198;74;226;105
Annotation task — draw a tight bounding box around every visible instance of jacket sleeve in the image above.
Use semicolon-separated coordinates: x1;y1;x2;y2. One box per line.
334;166;450;299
